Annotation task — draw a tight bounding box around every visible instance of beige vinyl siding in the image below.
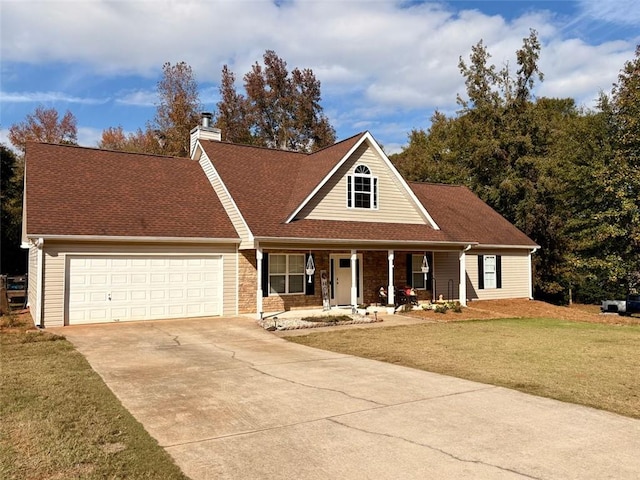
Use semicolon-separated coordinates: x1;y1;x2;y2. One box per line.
433;251;460;301
28;245;38;311
40;242;238;327
199;155;250;247
297;143;426;224
466;250;531;300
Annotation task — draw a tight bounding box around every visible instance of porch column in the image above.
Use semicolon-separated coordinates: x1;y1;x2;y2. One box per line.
459;248;467;306
387;250;395;305
350;249;358;309
256;246;263;319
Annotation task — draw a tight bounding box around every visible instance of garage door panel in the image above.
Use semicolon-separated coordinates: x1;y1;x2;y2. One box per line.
68;255;223;325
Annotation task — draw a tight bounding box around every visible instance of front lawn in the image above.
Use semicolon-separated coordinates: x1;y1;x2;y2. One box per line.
288;317;640;419
0;313;189;480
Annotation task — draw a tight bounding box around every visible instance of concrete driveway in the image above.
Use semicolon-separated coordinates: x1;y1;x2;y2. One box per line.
58;317;640;479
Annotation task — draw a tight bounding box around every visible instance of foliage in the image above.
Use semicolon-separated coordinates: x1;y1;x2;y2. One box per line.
216;50;336;152
152;61;202;157
8;105;77;154
4;105;78;274
392;33;639;304
99;62;201;157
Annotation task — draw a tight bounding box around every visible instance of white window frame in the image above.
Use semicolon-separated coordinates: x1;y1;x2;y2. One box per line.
347;164;378;210
269;254;305;295
483;255;497;289
411;254;428;290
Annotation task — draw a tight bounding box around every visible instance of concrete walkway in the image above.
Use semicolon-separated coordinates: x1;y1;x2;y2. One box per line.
57;316;640;480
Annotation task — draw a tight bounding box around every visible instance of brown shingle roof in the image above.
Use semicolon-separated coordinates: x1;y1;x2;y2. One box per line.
25;143;239;239
201;136;537;247
409;182;538;247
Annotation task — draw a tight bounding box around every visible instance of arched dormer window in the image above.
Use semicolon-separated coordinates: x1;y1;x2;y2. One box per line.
347;164;378;209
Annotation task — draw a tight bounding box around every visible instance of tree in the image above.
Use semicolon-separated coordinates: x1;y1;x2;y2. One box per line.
216;50;335;152
1;144;25;274
151;61;202;157
215;65;253;145
98;126;164;154
8;105;77;154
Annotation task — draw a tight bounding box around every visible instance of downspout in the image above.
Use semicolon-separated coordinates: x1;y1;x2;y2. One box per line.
459;244;472;307
35;238;44;328
528;247;539;300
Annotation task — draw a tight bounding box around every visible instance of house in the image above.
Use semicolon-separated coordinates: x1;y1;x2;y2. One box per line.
22;118;539;327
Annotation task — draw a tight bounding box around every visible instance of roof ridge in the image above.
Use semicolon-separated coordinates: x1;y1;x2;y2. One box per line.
28;141;185;160
201;139;307;156
307;131;366;157
409;181;466;188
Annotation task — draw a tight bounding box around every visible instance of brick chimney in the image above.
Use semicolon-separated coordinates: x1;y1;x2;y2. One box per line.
190;112;221;157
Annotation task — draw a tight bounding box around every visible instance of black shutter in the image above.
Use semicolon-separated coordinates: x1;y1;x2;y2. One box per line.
478;255;484;290
261;253;269;297
406;254;412;287
496;255;502;289
305;253;315;296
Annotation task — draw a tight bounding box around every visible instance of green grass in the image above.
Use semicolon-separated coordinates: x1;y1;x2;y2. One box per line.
288;317;640;419
0;315;189;480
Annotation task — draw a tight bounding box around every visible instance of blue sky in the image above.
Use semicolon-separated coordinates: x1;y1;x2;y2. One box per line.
1;0;639;154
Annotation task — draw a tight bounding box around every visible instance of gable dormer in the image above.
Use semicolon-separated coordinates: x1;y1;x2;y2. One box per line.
292;138;435;226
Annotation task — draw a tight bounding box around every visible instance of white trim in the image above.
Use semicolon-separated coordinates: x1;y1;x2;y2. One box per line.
459;249;467;306
473;243;541;250
387;250;395;305
26;234;240;244
254;236;478;248
350;250;358;308
285;132;440;229
256;246;263;319
35;238;44;327
197;147;255;245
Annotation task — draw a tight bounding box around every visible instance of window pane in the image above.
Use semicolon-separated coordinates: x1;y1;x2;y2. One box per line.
270;255;286;274
413;272;425;289
289;274;304;293
412;255;423;270
354;176;370;191
289;255;304;274
270;275;285;293
355;192;371;208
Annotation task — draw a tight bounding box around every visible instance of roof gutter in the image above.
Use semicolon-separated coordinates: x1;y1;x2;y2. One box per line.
474;243;541;250
25;234;241;244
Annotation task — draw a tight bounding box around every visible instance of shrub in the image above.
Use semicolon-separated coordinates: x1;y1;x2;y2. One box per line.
434;304;448;314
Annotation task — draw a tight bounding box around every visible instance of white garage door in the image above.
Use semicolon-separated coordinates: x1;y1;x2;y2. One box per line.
68;256;223;325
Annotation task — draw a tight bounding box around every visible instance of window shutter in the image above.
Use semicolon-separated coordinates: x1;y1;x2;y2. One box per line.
478;255;484;290
305;253;315;296
496;255;502;289
261;253;269;297
406;254;412;286
373;177;378;208
347;175;352;207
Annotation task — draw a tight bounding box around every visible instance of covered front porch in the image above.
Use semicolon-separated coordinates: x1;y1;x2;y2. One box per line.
239;242;475;319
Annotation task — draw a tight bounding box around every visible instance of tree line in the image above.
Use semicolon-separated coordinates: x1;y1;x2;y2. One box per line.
391;32;639;303
2;42;638;305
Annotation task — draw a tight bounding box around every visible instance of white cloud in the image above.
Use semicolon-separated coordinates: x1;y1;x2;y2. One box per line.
77;126;103;149
578;0;640;26
0;0;638;147
115;90;157;107
0;91;108;104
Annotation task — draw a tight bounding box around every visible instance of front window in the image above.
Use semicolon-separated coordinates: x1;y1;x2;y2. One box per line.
411;255;427;289
483;255;497;289
347;164;378;209
269;254;305;294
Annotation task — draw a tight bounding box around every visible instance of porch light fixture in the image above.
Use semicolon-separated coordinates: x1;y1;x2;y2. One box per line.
305;254;316;282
